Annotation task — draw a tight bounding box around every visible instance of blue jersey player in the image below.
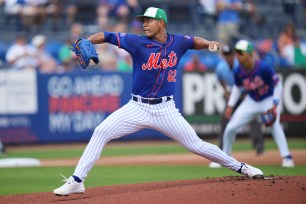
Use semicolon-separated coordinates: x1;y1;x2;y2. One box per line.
209;45;264;169
222;40;294;168
53;7;264;196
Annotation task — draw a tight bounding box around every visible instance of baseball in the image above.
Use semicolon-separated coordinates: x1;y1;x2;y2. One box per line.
209;43;218;52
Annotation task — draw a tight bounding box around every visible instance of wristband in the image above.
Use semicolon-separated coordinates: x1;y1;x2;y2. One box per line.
273;99;279;105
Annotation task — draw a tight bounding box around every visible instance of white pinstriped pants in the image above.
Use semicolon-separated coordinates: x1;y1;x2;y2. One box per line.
74;99;242;180
223;95;291;157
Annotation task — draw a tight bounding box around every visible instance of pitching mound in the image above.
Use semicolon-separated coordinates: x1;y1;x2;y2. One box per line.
1;176;305;204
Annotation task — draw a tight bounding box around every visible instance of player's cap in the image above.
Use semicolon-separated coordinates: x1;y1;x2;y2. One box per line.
136;7;168;24
235;40;254;53
222;45;234;55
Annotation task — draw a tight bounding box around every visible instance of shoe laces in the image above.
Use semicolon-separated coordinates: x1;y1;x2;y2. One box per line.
60;173;70;182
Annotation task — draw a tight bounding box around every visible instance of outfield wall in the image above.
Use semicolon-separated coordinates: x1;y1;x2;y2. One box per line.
0;68;305;144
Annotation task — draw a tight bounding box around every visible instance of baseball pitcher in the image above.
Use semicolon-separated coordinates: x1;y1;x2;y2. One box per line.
53;7;264;196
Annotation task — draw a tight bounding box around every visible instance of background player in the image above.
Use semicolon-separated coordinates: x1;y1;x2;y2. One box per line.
221;40;294;168
0;138;5;155
53;7;264;196
209;45;264;168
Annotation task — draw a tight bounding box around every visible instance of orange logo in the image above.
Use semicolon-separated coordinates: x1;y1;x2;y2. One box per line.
142;51;177;70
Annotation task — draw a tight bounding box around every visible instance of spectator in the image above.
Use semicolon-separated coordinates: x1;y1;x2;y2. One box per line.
3;0;71;32
5;34;38;69
183;53;207;72
113;22;133;72
96;3;109;29
239;0;262;39
256;39;278;68
96;22;131;71
199;0;217;18
50;0;78;28
69;22;84;42
31;34;58;73
197;0;217;29
96;0;140;29
117;52;132;72
25;0;78;32
37;0;64;32
20;0;50;32
3;0;24;30
281;0;300;26
58;38;78;72
216;0;243;45
57;23;85;72
282;36;306;68
96;43;117;71
277;22;296;57
64;0;78;25
130;20;142;34
216;0;256;45
304;0;306;28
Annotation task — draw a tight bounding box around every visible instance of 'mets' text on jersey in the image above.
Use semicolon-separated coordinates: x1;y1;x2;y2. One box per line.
234;61;279;101
104;32;194;98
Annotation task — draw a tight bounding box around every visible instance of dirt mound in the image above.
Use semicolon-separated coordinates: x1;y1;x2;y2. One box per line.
1;176;305;204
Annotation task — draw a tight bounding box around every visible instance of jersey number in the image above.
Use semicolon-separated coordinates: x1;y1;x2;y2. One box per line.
167;70;176;82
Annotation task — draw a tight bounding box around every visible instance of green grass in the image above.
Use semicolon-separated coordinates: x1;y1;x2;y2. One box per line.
231;137;306;151
1;165;306;196
0;138;305;196
1;138;305;159
0;144;187;159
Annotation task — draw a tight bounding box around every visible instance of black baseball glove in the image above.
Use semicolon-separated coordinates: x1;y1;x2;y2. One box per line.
70;38;99;69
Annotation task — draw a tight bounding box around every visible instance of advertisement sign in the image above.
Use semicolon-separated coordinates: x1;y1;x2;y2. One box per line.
0;69;39;143
37;72;133;142
1;70;180;144
0;69;37;114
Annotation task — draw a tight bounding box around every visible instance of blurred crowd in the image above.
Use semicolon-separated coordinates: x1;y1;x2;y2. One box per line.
0;0;141;32
1;20;143;72
1;0;77;32
0;0;305;73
